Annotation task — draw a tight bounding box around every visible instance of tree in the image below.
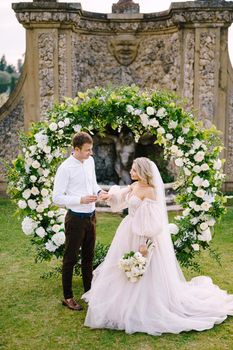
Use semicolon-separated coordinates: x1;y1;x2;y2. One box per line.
0;55;7;71
0;71;11;93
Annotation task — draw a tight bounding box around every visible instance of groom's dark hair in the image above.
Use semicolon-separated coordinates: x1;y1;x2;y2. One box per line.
73;132;93;149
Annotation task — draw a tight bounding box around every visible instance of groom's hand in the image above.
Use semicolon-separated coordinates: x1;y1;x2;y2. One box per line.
80;195;98;204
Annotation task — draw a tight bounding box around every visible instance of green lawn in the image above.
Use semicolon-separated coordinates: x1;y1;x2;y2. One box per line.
0;198;233;350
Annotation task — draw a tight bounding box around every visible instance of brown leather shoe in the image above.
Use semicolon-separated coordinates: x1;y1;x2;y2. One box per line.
62;298;83;311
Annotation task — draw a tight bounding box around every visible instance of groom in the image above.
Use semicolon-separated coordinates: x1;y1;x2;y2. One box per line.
52;131;105;311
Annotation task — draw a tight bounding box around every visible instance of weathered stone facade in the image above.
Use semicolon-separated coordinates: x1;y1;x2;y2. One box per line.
0;0;233;190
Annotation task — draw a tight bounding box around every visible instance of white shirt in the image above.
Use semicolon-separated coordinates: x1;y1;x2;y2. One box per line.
52;155;101;213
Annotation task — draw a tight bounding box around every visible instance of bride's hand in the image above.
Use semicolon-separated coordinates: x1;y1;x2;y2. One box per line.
98;193;112;201
139;245;148;257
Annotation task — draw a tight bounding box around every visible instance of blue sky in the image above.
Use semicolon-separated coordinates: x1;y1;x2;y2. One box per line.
1;0;232;67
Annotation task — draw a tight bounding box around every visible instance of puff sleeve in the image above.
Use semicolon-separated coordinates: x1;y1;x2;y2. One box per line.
107;185;130;212
131;199;163;238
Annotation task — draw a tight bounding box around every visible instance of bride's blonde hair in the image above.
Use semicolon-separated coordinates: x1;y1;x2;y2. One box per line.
133;157;154;187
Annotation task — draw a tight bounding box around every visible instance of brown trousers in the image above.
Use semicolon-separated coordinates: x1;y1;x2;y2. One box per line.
62;210;96;299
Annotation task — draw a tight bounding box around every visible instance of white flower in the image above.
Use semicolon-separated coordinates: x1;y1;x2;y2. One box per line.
193;139;202;150
140;113;149;127
43;145;51;154
194;204;201;212
41;188;49;197
22;216;38;235
35;226;46;238
47;211;55;218
126;104;134;113
182;126;189;134
31;187;39;196
34;131;48;149
168;223;179;235
187;187;192;193
25;157;33;166
146;106;155;115
31;160;40;169
52;232;65;246
30;175;37;183
28;199;37;210
184;167;191;176
190;216;200;225
64;118;70;126
73;124;81;132
207;217;216;226
200;222;209;231
36;204;46;213
43;169;50;177
171;145;179;154
156;107;167;118
203;193;215;203
18;200;27;209
213;159;222;170
195;189;206;198
193;165;201;173
189;201;196;209
176;149;184;157
201;163;209;171
202;180;210;188
49;122;58;131
194;151;205;163
175;158;184;167
58;121;65;128
45;240;57;252
148;118;159;128
166;133;173;140
52;224;61;233
183;208;190;217
192;243;200;251
201;202;211;211
22;189;31;200
133;109;141;116
198;228;212;242
168;120;178;129
157;127;165;134
177;136;184;144
193;175;203;187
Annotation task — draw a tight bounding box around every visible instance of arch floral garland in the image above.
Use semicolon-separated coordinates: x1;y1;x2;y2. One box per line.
7;85;226;268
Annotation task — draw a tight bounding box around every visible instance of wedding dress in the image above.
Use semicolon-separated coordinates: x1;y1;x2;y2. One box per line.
82;162;233;335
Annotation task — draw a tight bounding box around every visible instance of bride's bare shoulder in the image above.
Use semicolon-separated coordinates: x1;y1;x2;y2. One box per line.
143;186;156;201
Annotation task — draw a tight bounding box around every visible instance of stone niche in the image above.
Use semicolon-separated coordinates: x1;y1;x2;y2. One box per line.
0;0;233;189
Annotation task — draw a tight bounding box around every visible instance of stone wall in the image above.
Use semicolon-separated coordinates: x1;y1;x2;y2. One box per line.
0;0;233;189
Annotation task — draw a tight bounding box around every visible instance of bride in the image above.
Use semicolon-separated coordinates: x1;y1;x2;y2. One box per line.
82;157;233;335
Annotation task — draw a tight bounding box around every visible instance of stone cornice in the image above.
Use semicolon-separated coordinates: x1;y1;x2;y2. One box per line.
12;1;233;33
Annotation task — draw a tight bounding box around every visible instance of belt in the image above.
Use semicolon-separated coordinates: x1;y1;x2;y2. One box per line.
68;209;95;219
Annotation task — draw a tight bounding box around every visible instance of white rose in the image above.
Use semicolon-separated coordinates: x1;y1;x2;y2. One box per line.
190;216;200;225
28;199;37;210
35;226;46;238
184;167;191;176
64;118;70;126
18;200;27;209
73;124;81;132
168;223;179;235
43;146;51;154
176;149;184;157
195;189;206;198
194;151;205;163
193;175;203;187
52;224;61;233
156;107;167;118
207;217;216;226
194;204;201;212
187;187;192;193
203;193;215;203
183;208;190;217
201;163;209;171
58;121;65;128
193;139;202;150
213;159;222;170
202;180;210;188
26;157;33;166
43;169;50;177
175;158;184;167
31;187;39;196
168;120;178;129
140;113;149;127
22;216;38;235
51;232;65;246
198;228;212;242
49;122;58;131
31;160;40;169
200;222;209;231
36;204;45;213
148;118;159;128
189;201;196;209
22;189;31;200
171;145;179;154
41;188;49;197
166;133;173;140
182;126;189;134
30;175;37;183
157;127;165;134
45;240;57;252
201;202;211;211
47;211;55;218
177;136;184;144
191;244;200;251
133;109;141;116
193;165;201;173
146;106;155;116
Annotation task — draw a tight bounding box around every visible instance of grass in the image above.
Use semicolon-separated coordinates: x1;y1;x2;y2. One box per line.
0;198;233;350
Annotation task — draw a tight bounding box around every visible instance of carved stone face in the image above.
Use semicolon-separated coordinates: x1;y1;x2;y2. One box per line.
108;34;140;66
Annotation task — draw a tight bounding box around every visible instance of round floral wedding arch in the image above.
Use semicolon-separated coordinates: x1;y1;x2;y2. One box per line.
7;85;226;267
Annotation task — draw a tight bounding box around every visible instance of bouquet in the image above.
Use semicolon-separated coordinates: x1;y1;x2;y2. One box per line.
118;239;155;283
